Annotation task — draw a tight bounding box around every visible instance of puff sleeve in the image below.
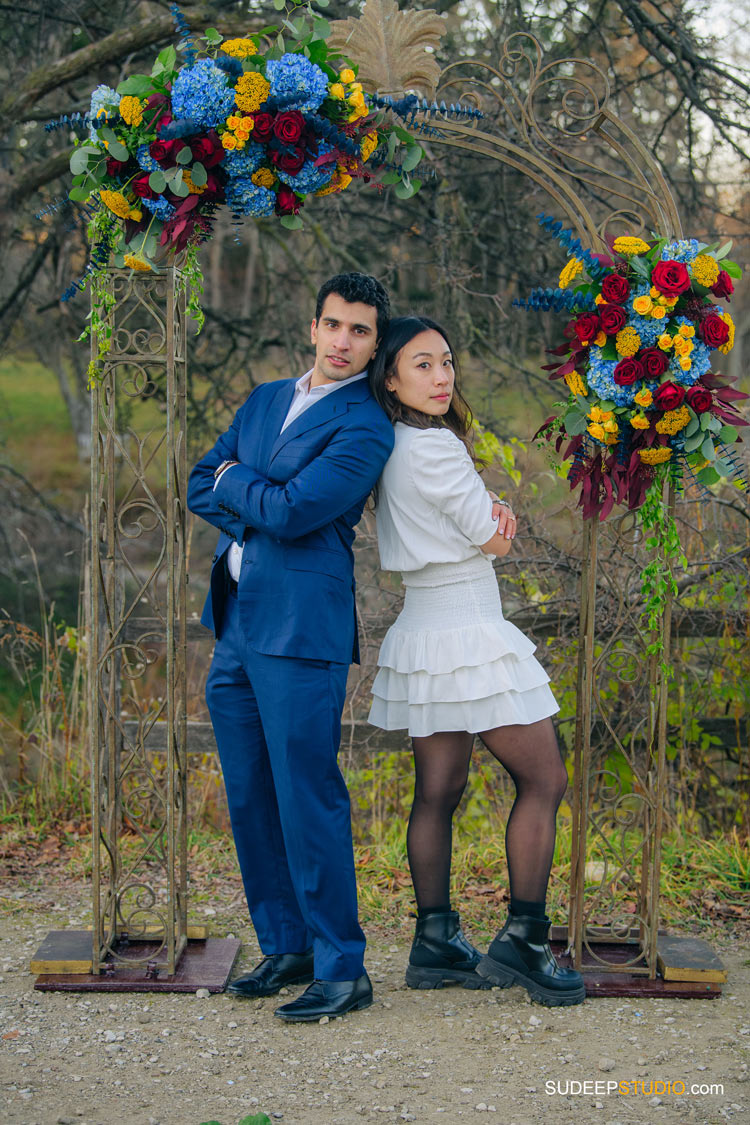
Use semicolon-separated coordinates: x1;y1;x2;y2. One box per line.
408;428;498;546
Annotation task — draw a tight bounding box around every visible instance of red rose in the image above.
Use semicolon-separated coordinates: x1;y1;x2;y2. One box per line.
613;357;644;386
651;259;691;297
190;132;225;168
273;111;305;145
601;273;630;304
275;185;301;215
131;173;156;199
686;386;713;414
106;157;127;176
252;113;275;142
149;139;184;166
573;313;601;346
653;381;685;410
711;269;734;301
277;146;306;175
700;313;730;349
599;303;627;335
639;348;669;379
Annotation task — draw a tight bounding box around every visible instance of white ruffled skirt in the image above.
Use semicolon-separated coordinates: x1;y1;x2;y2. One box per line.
368;556;559;738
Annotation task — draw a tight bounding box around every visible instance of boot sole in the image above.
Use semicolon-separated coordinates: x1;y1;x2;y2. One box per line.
477;955;586;1007
226;971;314;998
274;995;373;1022
405;964;493;991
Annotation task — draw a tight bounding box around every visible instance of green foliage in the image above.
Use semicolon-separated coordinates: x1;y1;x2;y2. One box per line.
639;468;687;665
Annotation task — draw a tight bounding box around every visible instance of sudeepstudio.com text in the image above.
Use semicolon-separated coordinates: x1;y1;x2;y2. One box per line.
546;1079;724;1097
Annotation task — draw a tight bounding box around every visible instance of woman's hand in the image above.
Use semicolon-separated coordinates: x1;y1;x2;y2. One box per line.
480;496;517;557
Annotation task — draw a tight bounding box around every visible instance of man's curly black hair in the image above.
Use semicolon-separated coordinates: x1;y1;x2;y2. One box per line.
315;272;391;341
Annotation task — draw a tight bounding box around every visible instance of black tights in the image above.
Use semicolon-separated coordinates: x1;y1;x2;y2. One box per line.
406;719;568;914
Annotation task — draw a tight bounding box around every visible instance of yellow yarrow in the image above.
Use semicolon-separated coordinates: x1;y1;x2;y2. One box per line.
339;68;356;84
559;257;584;289
718;310;735;354
615;326;641;356
630;413;651;430
360;130;378;162
123;253;152;272
632;295;652;315
222;38;257;59
252;167;275;188
100;189;133;220
656;405;691;435
690;254;720;288
564;369;588;397
315;166;354;196
639;447;673;465
613;236;650;256
119;95;144;127
235;73;270;114
658;332;674;351
634;387;653;408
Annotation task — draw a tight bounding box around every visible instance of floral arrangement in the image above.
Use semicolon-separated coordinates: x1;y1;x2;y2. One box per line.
62;2;422;275
529;218;747;522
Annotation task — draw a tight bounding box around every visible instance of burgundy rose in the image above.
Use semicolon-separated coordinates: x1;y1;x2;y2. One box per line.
277;147;306;175
651;259;691;297
252;113;275;142
601;273;630;304
599;303;627;336
573;313;601;346
273;111;305;145
653;381;685;411
613;357;644;386
276;185;301;215
639;348;669;379
686;386;713;414
700;312;730;349
149;139;185;166
190;132;225;168
711;269;734;301
131;173;156;199
106;157;127;177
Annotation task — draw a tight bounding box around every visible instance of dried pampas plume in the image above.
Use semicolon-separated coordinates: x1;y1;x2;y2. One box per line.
328;0;446;98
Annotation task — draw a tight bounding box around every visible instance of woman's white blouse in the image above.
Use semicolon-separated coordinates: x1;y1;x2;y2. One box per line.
375;423;498;574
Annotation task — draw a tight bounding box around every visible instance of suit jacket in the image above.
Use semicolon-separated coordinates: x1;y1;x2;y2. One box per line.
187;375;395;664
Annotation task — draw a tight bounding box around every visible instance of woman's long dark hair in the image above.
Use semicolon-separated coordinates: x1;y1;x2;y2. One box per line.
370;315;479;463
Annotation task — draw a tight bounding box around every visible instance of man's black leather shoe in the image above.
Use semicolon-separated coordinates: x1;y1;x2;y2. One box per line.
274;972;373;1021
226;951;314;998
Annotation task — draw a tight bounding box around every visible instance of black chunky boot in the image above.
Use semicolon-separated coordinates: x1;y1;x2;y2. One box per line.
405;910;493;990
477;914;585;1006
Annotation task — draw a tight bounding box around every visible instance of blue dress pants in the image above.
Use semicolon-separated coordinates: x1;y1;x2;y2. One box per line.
205;590;365;981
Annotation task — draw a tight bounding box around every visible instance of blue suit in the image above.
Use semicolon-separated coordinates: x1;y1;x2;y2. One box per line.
187;374;394;980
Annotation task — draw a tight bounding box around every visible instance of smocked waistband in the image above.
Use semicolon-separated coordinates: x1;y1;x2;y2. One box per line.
401;555;495;588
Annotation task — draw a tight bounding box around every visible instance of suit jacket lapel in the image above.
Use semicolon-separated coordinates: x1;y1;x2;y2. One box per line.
268;376;372;463
261;379;297;463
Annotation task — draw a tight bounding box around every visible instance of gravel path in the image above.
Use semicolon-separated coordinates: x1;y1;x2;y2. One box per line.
1;880;748;1125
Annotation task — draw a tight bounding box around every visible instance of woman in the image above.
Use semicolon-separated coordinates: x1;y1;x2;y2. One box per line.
368;315;584;1007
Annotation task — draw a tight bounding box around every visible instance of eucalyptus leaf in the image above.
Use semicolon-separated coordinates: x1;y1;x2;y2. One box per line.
684;417;700;437
176;146;192;165
393;180;416;199
171;175;190;198
386;132;398;161
148;170;167;193
315;0;329;6
696;465;720;486
190;161;207;186
401;144;423;173
701;435;716;461
380;170;401;185
69;186;91;202
280;214;304;230
98;126;117;144
720;423;739;443
699;412;710;430
410;177;422;195
706;415;722;433
714;460;731;477
107;139;129;161
683;432;704;453
70;149;91;175
563;411;588;436
273;0;286;9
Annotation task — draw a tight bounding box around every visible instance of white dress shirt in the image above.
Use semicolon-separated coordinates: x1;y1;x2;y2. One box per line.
218;368;370;580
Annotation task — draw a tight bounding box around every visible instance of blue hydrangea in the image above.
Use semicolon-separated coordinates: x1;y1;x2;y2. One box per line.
143;197;177;221
225;177;276;217
221;143;265;178
136;144;160;173
668;338;711;385
587;348;637;407
171;59;235;130
266;53;329;112
89;84;120;140
660;239;700;264
277;145;335;193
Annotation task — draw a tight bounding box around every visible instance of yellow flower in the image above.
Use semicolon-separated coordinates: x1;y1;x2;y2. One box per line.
588;405;613;424
594;293;606;305
678;323;695;337
100;189;132;220
222;133;238;150
650;305;666;320
236;126;252;142
119;95;143;127
564;369;588;397
234;73;270;113
181;170;205;195
315;166;353;196
673;336;691;356
251;167;275;188
718;310;735;354
594;330;607;347
632;295;652;315
124;253;152;272
613;236;651;256
630;412;651;430
348;90;367;110
690;253;720;288
360;130;378;162
679;356;692;371
665;295;679;308
222;38;257;59
638;447;672;465
588;422;606;441
658;333;674;351
226;115;243;131
128;208;142;221
615;327;641;356
603;419;618;434
339;68;356;84
634;388;653;408
559;257;584;289
329;83;346;100
656;405;691;434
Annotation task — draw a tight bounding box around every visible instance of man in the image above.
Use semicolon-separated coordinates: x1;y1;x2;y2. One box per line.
187;273;393;1022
